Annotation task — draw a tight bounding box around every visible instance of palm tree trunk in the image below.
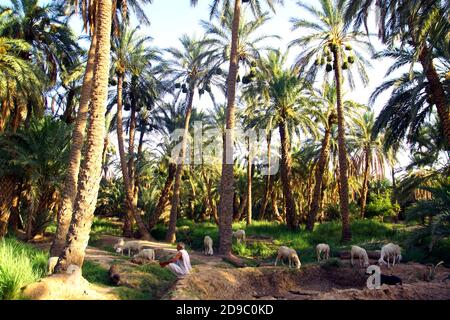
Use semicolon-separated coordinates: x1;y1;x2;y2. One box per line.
166;90;195;243
62;89;76;124
128;104;137;198
279;118;297;230
116;74;134;237
102;133;109;179
260;131;272;220
54;0;112;270
49;31;97;257
126;105;138;236
115;75;151;239
270;190;283;223
148;163;176;230
218;0;241;256
246;137;252;225
201;165;216;223
307;126;332;231
0;175;18;238
133;124;145;218
360;147;371;218
418;46;450;145
236;193;247;222
333;48;351;242
8;191;21;234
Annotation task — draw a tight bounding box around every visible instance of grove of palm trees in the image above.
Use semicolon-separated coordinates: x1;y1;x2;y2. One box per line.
0;0;449;302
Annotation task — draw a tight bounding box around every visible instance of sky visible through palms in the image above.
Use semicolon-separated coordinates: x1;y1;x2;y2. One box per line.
35;0;408;168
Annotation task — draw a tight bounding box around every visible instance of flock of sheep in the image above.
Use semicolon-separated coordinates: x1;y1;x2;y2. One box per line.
204;229;403;272
46;229;403;283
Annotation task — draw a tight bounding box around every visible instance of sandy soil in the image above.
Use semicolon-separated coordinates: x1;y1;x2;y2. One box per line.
169;262;450;300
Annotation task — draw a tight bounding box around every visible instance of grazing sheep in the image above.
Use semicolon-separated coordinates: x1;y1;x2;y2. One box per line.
113;238;125;251
275;246;301;269
378;243;402;268
115;240;143;256
133;248;155;261
232;230;246;244
316;243;330;262
204;236;214;256
351;245;370;267
47;256;59;275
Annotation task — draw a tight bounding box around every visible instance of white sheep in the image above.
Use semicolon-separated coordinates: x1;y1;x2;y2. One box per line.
113;238;125;250
232;230;246;244
115;240;143;256
133;248;155;261
275;246;301;269
316;243;330;262
204;236;214;256
351;245;370;267
47;256;59;275
378;243;402;268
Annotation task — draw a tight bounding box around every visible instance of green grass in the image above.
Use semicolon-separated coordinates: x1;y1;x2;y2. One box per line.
113;263;177;300
90;217;122;238
0;238;48;300
151;218;450;265
116;287;152;300
82;261;110;285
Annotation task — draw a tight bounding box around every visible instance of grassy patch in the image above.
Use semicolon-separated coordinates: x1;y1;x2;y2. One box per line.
91;217;122;236
116;287;151;300
156;219;423;264
82;261;110;285
0;238;48;300
320;258;343;270
114;263;177;300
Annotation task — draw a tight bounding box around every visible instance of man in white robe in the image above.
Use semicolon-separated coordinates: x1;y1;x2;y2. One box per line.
160;242;192;278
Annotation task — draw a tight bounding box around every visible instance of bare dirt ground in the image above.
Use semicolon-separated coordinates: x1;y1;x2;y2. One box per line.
30;235;450;300
170;262;450;300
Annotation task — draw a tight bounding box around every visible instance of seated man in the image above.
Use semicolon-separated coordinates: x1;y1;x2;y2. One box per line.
159;242;192;278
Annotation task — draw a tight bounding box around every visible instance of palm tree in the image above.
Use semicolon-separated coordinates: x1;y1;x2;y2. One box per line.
306;84;337;231
191;0;283;255
147;102;184;231
0;37;44;133
306;86;366;229
111;26;158;239
371;47;449;151
50;0;155;257
0;117;70;239
162;34;221;243
406;177;450;253
345;0;450;145
200;8;281;70
349;110;388;218
55;0;113;270
290;0;374;241
0;0;81;85
49;31;98;256
243;50;318;230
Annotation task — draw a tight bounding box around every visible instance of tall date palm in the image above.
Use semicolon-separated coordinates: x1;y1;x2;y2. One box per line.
191;0;283;256
290;0;374;241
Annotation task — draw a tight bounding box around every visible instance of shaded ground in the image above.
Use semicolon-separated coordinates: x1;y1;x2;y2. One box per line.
29;235;450;300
